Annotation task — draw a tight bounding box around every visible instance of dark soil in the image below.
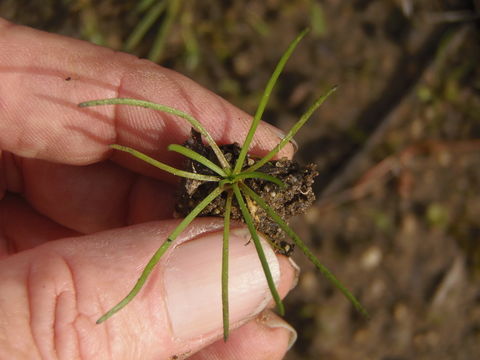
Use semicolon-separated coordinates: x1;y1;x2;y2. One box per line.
175;129;318;254
3;1;480;359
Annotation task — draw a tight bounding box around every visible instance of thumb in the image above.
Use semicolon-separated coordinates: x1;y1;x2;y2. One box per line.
0;218;296;359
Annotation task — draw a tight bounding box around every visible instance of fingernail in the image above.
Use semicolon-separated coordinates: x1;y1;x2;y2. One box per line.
268;125;298;154
258;310;297;350
288;257;301;290
164;228;281;340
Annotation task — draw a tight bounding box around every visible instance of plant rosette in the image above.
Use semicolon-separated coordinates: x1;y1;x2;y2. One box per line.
79;29;367;341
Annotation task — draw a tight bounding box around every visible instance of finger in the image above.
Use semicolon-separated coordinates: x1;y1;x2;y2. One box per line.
0;219;296;359
190;311;296;360
19;158;177;233
2;152;177;234
0;18;293;177
0;164;176;250
0;194;79;258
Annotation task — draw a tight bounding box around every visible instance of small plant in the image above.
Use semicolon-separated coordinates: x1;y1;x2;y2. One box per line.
79;29;367;340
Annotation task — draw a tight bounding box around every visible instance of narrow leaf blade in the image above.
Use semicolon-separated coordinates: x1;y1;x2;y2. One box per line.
240;183;368;318
233;29;310;175
247;85;337;172
168;144;227;177
96;186;224;323
222;192;234;341
111;144;220;182
234;171;285;188
232;184;285;315
79;98;230;169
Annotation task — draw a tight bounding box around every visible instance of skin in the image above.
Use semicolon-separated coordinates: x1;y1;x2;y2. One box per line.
0;18;297;360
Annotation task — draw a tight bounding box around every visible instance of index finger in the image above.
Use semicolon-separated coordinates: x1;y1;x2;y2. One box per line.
0;18;292;171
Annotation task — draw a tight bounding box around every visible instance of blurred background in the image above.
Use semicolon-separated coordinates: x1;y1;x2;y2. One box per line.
1;0;479;358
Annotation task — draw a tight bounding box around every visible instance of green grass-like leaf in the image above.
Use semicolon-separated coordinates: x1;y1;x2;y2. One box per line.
168;144;227;177
222;191;233;341
124;1;167;53
111;144;220;182
247;85;338;172
232;184;285;315
148;0;183;63
232;28;309;175
240;183;369;318
79;98;230;169
96;186;223;324
220;172;284;188
123;0;182;64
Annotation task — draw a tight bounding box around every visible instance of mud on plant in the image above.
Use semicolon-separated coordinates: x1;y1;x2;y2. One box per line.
79;29;367;340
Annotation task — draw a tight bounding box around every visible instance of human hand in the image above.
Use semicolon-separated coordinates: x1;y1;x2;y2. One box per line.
0;18;298;359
